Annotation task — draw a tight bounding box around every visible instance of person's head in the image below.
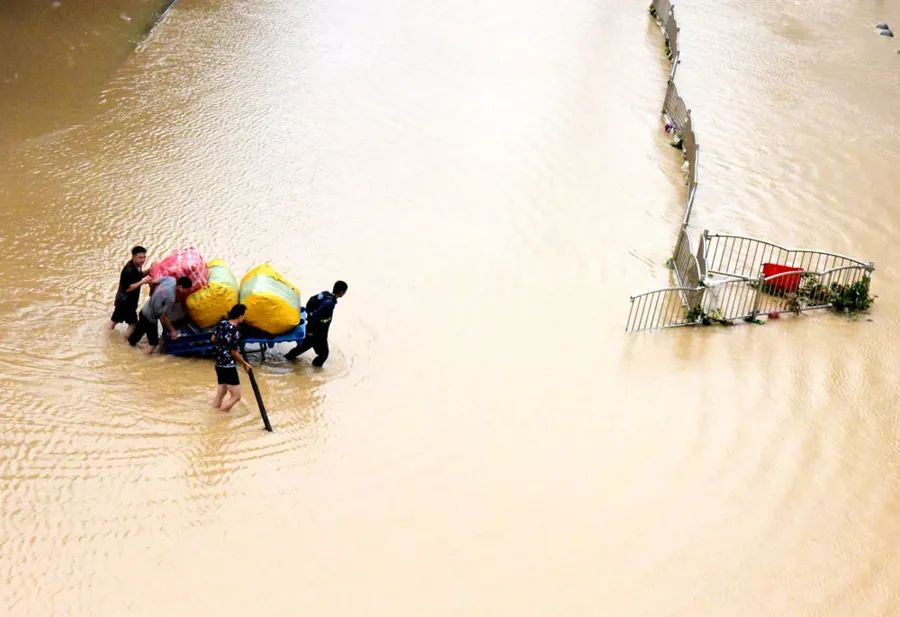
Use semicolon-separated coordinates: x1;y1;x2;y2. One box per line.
228;303;247;323
333;280;349;298
131;245;147;268
176;276;193;290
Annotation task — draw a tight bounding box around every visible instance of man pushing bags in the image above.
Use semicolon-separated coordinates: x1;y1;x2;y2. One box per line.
285;280;348;367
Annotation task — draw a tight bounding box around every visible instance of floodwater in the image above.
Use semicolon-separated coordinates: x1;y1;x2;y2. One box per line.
1;0;899;614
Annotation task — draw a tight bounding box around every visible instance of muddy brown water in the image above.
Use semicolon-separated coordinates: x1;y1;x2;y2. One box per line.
1;1;899;614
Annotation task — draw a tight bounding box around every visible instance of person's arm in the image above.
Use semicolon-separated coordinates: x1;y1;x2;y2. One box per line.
231;349;252;372
158;295;179;337
125;275;152;293
160;314;179;339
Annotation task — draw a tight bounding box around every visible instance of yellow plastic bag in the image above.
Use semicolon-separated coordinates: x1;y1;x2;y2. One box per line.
239;263;301;334
186;259;239;328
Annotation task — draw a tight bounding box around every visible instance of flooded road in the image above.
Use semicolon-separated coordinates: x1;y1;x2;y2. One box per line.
1;0;899;614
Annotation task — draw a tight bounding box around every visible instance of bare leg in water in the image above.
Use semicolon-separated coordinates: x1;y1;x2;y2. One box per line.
219;385;242;412
212;384;227;409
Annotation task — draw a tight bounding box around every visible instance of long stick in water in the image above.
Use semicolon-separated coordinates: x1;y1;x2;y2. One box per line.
247;368;272;432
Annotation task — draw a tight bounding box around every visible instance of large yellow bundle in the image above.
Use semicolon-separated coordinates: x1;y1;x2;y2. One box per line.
239;263;301;334
186;259;240;328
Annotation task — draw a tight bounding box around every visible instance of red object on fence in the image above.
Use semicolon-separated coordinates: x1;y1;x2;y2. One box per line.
762;263;803;293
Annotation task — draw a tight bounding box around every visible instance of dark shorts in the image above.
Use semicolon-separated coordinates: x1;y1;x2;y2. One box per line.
111;301;139;325
215;365;240;386
128;313;159;347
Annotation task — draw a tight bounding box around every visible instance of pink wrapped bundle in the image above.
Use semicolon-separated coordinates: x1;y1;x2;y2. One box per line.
149;247;209;293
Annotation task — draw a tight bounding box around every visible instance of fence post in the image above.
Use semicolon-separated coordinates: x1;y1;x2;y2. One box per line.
696;232;707;279
673;228;684;264
749;273;765;319
684;183;697;228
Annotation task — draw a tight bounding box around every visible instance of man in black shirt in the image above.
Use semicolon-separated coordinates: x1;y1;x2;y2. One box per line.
285;280;348;367
109;245;151;335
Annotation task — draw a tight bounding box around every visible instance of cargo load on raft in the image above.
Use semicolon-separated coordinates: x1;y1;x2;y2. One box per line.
150;249;306;361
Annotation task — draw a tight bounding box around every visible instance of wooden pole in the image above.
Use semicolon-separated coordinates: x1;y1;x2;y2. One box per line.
247;368;272;432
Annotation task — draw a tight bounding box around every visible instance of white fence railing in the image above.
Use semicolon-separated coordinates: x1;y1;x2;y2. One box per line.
704;265;873;321
627;287;701;332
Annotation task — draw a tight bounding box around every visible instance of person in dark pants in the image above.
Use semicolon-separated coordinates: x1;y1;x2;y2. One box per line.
128;276;193;354
210;304;253;412
109;245;151;336
285;280;348;366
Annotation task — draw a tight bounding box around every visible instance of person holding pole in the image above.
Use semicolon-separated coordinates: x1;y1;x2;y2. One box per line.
211;303;253;412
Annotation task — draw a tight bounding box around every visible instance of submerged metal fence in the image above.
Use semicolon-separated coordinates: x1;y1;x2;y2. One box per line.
653;0;698;228
650;0;678;68
664;12;679;65
628;1;875;332
659;32;699;226
627;263;873;332
662;81;699;197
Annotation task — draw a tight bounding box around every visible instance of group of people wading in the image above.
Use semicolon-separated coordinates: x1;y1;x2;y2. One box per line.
109;245;348;412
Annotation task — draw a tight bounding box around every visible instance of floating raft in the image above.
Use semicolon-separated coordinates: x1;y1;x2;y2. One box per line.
162;309;307;362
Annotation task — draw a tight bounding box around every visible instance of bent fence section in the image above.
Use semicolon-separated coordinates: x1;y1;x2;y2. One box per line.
702;232;873;280
627;288;701;332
